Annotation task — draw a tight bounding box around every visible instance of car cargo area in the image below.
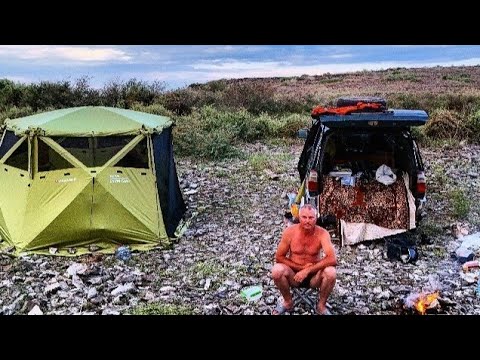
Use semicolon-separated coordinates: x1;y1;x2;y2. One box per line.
317;130;417;245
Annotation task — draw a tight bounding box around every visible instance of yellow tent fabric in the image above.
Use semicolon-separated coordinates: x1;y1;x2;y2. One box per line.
0;107;183;256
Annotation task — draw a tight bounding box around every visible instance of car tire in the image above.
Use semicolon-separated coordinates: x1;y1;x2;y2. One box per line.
336;96;387;108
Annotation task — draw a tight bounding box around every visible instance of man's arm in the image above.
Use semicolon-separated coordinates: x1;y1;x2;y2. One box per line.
305;229;337;274
275;228;305;272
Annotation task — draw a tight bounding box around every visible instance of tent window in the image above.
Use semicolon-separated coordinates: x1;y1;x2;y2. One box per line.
52;137;92;167
4;138;29;171
38;139;75;171
0;131;21;159
56;137;90;149
95;136;133;166
116;138;149;169
47;136;148;168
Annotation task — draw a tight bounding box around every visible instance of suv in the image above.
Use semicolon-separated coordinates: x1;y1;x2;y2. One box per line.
294;97;428;245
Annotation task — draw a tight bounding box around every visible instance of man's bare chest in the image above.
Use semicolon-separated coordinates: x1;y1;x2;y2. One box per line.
290;236;321;255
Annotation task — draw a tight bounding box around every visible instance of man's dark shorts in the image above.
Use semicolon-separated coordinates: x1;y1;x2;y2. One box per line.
297;273;315;288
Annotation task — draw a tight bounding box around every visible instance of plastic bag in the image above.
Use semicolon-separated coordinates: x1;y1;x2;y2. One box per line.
376;164;397;185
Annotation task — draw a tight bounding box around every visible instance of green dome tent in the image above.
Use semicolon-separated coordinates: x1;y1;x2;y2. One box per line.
0;106;186;256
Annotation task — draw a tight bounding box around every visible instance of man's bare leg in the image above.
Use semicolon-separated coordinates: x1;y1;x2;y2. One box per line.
317;266;336;314
310;266;336;314
271;263;296;309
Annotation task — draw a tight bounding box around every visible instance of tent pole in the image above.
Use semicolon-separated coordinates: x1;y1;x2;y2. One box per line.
0;129;6;148
33;136;38;177
27;135;32;178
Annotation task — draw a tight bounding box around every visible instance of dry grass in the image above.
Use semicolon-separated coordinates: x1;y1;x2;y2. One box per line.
189;66;480;103
424;109;469;140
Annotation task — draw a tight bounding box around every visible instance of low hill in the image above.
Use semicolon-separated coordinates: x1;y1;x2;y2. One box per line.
188;65;480;101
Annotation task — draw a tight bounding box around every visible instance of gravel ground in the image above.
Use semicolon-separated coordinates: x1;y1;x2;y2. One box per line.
1;140;479;315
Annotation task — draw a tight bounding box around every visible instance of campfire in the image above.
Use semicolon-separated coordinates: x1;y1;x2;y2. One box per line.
413;292;440;315
401;291;446;315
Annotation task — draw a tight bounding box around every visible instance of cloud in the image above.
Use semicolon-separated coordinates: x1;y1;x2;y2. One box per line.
0;45;132;64
193;60;287;71
389;45;452;48
202;45;271;54
202;46;236;53
328;53;353;59
188;58;480;80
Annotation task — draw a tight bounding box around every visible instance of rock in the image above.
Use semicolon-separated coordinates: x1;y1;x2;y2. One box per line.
44;282;61;295
143;291;156;302
111;283;135;296
88;276;103;285
102;308;120;315
88;245;100;252
203;303;219;315
1;294;26;314
71;275;84;289
66;263;88;277
265;296;275;305
204;278;211;290
159;286;175;292
28;305;43;315
87;288;98;300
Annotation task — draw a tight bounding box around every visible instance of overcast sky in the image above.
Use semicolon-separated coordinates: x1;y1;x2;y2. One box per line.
1;45;479;90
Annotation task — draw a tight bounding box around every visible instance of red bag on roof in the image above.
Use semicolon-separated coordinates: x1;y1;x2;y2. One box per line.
311;102;385;118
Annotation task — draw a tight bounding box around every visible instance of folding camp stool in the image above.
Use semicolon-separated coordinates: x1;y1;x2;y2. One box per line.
292;286;318;313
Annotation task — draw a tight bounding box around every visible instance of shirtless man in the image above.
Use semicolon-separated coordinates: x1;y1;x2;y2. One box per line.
272;204;337;315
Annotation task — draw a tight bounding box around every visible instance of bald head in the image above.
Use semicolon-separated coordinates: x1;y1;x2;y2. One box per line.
299;204;317;216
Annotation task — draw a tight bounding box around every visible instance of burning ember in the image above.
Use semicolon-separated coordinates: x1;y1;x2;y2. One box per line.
405;291;440;315
414;292;440;315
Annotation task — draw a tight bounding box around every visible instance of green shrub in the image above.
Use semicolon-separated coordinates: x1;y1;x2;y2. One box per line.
385;70;419;82
389;93;421;109
130;102;174;117
271;113;308;138
449;189;470;219
430;164;449;190
0;106;35;124
418;221;443;238
174;113;239;161
410;126;426;144
160;88;198;115
221;82;278;115
129;303;194;315
249;154;275;172
442;73;472;83
467;108;480;143
172;105;311;160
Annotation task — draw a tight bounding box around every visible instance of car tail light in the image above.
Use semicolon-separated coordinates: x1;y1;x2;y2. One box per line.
307;169;318;195
416;171;426;194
